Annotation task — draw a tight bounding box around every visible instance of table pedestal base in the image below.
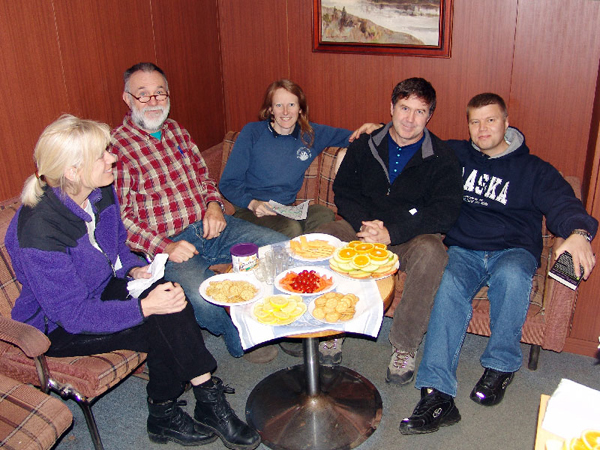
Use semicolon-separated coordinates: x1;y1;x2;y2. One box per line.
245;363;382;450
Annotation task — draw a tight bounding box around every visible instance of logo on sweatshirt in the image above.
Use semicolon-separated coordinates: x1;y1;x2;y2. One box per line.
297;147;311;161
463;169;509;205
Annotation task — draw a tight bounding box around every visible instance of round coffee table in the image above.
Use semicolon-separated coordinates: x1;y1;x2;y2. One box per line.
245;275;395;450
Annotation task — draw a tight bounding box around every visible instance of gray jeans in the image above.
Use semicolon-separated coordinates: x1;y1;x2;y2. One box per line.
233;204;335;239
316;219;448;352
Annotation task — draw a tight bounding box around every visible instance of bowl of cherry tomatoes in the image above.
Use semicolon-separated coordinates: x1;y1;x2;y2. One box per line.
275;266;337;296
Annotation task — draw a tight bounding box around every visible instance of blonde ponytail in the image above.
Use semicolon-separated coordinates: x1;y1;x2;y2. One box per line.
20;174;46;207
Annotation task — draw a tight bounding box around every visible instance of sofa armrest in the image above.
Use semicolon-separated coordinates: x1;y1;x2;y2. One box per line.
0;316;50;358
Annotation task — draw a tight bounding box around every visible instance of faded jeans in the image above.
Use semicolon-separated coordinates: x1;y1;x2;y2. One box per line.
316;219;448;352
415;246;537;397
164;215;287;357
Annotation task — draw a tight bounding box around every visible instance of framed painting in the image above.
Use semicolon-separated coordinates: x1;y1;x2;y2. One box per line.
313;0;453;58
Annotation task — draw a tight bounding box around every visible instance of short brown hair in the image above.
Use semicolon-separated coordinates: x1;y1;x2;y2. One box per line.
391;78;436;115
467;93;508;120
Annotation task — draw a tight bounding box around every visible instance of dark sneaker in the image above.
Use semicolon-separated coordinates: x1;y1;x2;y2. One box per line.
242;344;278;364
386;347;416;385
399;388;461;435
279;340;303;357
318;338;343;366
470;368;514;406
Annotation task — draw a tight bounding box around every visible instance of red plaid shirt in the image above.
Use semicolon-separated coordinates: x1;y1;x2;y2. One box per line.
110;113;224;257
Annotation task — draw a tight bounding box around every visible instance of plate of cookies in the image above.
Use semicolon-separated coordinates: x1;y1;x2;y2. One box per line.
308;291;363;324
199;273;263;306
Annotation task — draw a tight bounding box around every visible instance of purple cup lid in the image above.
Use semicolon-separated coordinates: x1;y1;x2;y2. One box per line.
230;243;259;257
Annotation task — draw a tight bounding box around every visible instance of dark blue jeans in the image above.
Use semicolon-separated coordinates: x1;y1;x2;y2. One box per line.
164;215;286;357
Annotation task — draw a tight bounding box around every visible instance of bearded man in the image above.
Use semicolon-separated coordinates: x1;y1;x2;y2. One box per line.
110;62;286;363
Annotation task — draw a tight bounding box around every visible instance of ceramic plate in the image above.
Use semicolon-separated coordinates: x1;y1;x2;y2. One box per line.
330;260;399;281
199;273;263;306
275;266;337;296
288;233;343;262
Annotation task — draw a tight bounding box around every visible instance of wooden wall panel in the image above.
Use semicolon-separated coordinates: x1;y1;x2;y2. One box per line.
218;0;290;132
53;0;155;128
510;0;600;180
153;0;225;149
0;0;69;200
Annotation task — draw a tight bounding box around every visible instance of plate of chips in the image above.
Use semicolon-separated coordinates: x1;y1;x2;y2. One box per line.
288;233;343;261
308;292;363;324
251;294;308;326
199;273;263;306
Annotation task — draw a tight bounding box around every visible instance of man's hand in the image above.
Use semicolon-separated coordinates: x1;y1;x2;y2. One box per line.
357;220;391;245
140;282;187;316
164;240;198;263
203;201;227;239
129;265;152;279
349;123;384;142
248;199;277;218
554;234;596;279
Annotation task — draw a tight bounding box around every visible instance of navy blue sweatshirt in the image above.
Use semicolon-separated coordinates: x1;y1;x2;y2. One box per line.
445;127;598;264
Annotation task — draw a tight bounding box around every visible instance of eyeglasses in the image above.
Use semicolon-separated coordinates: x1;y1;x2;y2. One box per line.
126;92;169;103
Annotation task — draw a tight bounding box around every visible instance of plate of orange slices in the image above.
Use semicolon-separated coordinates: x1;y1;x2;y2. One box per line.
329;241;399;279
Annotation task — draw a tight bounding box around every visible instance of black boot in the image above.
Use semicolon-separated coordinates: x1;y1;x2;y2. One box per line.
147;397;217;446
193;377;261;450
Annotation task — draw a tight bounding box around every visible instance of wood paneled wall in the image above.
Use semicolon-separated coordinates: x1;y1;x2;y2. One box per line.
0;0;224;201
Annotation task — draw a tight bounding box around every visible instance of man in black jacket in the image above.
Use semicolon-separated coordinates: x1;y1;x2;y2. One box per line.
318;78;463;377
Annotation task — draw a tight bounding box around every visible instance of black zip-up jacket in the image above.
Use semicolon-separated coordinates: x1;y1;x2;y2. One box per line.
333;123;463;245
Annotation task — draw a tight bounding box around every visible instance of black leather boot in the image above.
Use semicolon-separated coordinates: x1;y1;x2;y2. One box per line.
193;377;261;450
147;397;217;446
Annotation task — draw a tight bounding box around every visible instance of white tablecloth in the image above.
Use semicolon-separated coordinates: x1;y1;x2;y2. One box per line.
230;244;384;350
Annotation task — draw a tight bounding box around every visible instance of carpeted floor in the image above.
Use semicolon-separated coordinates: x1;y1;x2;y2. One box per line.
53;317;600;450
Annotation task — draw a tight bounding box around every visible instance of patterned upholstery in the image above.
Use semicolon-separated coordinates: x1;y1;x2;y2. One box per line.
0;196;146;448
0;372;72;449
216;132;581;365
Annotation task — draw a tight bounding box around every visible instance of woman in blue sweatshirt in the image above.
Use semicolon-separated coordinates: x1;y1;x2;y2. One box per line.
6;115;260;449
219;79;375;238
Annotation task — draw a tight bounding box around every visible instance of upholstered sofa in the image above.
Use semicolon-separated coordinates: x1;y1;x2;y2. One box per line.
203;131;581;370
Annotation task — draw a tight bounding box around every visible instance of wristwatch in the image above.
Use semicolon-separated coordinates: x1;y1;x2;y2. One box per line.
571;229;592;242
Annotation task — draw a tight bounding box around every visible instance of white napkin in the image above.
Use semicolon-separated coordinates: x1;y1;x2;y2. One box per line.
127;253;169;298
541;378;600;439
230;262;384;350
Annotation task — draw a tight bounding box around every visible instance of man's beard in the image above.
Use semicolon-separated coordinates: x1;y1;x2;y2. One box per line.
131;101;170;132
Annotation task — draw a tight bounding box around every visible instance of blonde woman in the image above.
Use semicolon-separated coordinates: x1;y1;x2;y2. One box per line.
6;115;260;449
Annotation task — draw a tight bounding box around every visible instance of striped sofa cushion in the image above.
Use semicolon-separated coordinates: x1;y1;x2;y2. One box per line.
0;373;72;449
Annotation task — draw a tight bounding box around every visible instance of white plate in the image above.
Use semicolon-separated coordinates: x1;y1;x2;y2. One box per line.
308;293;366;324
275;266;337;296
288;233;343;262
330;260;399;281
250;294;307;326
199;273;263;306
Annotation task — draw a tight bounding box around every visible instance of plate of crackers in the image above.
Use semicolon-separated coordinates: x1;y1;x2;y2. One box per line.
199;273;263;306
308;292;362;324
288;233;343;261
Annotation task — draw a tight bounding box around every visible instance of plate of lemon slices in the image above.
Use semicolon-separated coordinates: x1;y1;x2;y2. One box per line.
329;241;399;280
251;294;308;326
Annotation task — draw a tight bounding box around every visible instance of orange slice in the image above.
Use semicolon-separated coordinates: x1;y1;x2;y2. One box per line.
569;438;588;450
354;243;374;253
373;243;387;250
347;240;362;248
337;248;357;260
351;254;371;268
582;430;600;450
369;248;389;261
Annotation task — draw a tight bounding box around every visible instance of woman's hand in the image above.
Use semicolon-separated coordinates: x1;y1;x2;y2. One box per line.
129;265;152;279
349;123;383;142
248;199;277;217
140;282;187;316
